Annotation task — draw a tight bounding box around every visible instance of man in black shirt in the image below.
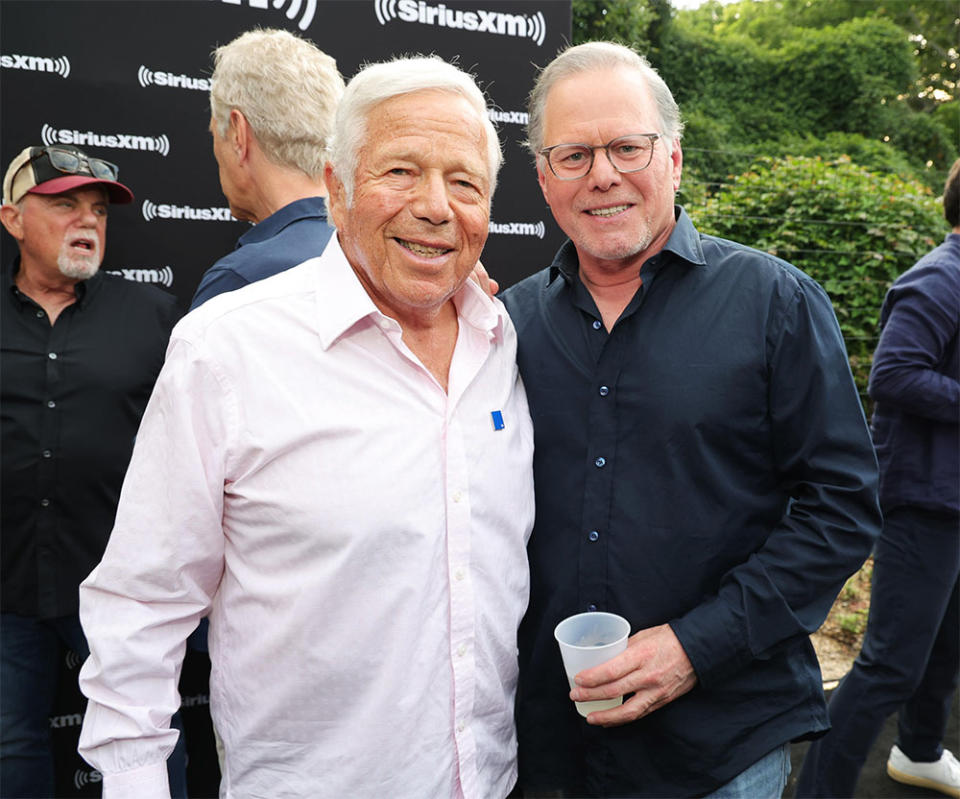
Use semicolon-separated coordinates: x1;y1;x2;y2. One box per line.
0;145;181;798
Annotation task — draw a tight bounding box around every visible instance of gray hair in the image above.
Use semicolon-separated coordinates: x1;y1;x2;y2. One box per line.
210;28;344;178
526;41;684;158
328;55;502;204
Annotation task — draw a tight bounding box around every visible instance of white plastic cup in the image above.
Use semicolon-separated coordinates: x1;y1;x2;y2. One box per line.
554;611;631;717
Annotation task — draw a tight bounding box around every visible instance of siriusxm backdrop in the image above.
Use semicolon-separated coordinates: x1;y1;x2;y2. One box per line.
1;1;571;795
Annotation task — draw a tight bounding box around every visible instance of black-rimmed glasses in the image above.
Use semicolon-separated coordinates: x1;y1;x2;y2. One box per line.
540;133;661;181
15;146;120;186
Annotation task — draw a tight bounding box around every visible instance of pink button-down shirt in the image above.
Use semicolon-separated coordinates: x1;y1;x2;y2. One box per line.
78;236;535;799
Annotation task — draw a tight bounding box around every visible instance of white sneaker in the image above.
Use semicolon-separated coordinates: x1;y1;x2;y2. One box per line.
887;744;960;798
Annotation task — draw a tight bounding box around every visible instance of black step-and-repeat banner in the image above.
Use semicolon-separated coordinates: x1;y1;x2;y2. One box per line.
1;1;570;795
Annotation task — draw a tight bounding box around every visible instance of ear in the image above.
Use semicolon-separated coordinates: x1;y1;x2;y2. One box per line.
536;158;551;206
324;162;346;230
0;203;24;241
228;109;250;161
670;141;683;193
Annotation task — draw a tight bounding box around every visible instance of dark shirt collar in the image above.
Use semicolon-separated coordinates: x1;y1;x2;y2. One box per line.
237;196;328;249
547;205;706;286
5;256;103;309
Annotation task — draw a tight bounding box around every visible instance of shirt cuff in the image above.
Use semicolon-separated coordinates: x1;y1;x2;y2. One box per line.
101;761;170;799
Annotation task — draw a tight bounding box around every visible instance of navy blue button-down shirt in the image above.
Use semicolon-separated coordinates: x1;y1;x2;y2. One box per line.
501;207;881;797
190;196;332;310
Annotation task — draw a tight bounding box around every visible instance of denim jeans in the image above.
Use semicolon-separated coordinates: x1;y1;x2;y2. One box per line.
0;612;188;798
701;743;791;799
795;507;960;798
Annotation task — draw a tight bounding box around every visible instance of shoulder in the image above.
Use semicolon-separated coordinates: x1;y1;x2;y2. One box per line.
500;266;554;313
97;272;179;311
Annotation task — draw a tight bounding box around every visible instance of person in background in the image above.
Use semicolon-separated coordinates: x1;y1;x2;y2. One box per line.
0;144;184;798
500;41;881;798
796;159;960;799
76;56;534;799
190;27;343;309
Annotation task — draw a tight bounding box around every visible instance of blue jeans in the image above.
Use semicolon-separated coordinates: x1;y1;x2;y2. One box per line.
795;507;960;798
0;612;189;798
701;743;791;799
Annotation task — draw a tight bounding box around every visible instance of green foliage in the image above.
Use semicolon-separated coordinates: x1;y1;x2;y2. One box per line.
688;156;946;410
572;0;658;50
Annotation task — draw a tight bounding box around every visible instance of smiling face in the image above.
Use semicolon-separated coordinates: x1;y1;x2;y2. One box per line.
5;186;107;283
326;89;491;325
537;67;682;277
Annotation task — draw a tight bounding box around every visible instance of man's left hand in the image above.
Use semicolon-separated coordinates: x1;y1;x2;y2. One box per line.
570;623;697;727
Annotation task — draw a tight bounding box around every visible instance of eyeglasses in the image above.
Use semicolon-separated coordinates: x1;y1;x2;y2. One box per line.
14;146;120;186
539;133;661;181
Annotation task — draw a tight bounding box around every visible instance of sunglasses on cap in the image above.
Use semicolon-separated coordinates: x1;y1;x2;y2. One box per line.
14;146;120;185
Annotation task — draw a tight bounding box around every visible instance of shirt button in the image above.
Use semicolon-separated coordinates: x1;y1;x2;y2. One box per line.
48;352;58;360
35;310;44;318
454;568;465;581
587;603;597;612
457;643;467;657
592;320;602;330
588;530;599;542
42;450;52;459
457;721;466;733
40;498;50;507
452;491;463;503
599;385;609;397
594;457;606;468
46;400;56;409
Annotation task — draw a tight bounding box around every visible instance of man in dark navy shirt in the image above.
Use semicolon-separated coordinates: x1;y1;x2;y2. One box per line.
501;42;882;798
0;144;182;798
190;28;344;310
797;160;960;799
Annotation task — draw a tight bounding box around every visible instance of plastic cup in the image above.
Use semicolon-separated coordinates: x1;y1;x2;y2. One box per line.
554;611;631;717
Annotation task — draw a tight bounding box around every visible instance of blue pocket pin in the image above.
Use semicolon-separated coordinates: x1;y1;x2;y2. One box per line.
491;410;505;431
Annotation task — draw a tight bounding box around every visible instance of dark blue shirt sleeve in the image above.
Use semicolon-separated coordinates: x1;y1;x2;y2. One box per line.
670;280;881;686
868;265;960;423
189;268;251;311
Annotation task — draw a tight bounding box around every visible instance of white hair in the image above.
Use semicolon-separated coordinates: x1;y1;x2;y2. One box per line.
328;55;502;204
210;28;344;178
527;41;684;158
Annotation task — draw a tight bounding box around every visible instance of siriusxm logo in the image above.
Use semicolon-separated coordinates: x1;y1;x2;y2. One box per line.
42;124;170;156
73;769;102;790
106;266;175;287
138;65;211;92
219;0;316;31
142;199;235;223
1;52;71;77
488;109;529;127
49;712;83;729
375;1;547;46
489;220;546;239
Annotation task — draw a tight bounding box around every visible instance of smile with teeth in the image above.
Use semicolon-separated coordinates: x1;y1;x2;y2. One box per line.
396;238;452;257
586;204;631;217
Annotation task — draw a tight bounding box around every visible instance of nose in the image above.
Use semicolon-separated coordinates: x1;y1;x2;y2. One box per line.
586;147;622;191
411;172;453;225
77;203;101;227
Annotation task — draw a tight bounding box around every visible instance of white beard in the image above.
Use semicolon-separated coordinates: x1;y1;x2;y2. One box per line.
57;236;101;280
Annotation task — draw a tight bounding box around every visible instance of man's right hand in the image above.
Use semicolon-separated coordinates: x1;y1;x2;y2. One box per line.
469;261;499;298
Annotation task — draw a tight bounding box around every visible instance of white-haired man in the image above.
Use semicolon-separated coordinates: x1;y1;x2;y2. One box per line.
77;56;534;799
190;28;344;308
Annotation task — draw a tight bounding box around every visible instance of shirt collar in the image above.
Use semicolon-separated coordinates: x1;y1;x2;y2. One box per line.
547;205;707;286
237;196;328;248
311;235;505;350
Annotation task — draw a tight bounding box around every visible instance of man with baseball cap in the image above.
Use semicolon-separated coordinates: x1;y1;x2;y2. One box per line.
1;144;184;798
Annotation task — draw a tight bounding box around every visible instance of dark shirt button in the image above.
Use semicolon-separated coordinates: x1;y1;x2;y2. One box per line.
46;400;56;409
40;498;50;507
599;385;609;397
35;310;45;318
42;450;52;458
48;352;58;360
588;530;599;542
592;320;602;330
587;603;597;612
594;457;606;468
